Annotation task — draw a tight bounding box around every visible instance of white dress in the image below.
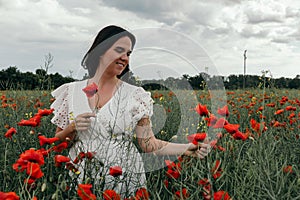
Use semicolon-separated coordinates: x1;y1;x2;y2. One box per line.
50;80;153;197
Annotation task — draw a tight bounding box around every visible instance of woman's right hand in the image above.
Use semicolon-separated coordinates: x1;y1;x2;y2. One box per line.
73;112;96;131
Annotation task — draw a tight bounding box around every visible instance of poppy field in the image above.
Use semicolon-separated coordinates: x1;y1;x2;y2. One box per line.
0;87;299;200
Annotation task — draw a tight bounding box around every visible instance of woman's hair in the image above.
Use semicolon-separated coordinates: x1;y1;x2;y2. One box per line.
81;25;136;79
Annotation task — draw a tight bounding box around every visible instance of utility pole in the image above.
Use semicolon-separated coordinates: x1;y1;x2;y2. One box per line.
243;50;247;89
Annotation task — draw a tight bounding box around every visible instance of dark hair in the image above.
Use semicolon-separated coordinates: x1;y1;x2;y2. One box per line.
81;25;136;79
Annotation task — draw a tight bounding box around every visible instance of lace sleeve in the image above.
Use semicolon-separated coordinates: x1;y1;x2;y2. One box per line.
130;87;154;127
50;83;70;129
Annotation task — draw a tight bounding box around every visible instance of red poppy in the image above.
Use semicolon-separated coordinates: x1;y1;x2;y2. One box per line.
82;82;98;98
214;191;231;200
38;134;60;146
250;119;267;135
285;106;297;111
211;160;222;179
187;133;207;145
0;191;20;200
37;108;54;116
266;103;275;107
103;189;121;200
27;162;43;179
223;124;240;134
232;131;249;141
13;149;45;172
217;105;229;117
213;118;228;129
109;166;123;177
66;162;79;174
135;188;150;200
54;155;71;167
18;115;41;127
283;165;293;174
205;114;218;127
4;127;17;138
275;109;284;115
165;160;181;179
195;103;209;116
77;184;96;200
175;188;189;199
73;152;96;164
52;142;68;153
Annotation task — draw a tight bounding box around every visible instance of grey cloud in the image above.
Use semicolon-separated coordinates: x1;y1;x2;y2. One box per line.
240;25;270;38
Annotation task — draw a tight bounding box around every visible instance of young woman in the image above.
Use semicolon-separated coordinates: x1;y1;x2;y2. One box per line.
50;25;210;197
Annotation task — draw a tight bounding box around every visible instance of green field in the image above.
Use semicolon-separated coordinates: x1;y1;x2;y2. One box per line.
0;88;299;199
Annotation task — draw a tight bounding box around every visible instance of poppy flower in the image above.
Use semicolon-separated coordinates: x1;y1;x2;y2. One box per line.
73;152;96;164
0;191;20;200
77;184;96;200
27;162;43;179
13;149;45;172
109;166;122;177
275;109;284;115
213;191;231;200
103;189;121;200
4;127;17;138
37;108;54;116
232;131;249;141
135;188;150;200
54;155;71;167
285;106;296;111
223;124;240;134
66;162;79;174
217;105;229;117
283;165;293;174
18;114;41;127
165;160;181;179
38;134;60;146
211;160;222;179
82;82;98;98
187;133;207;145
195;103;209;116
213;118;228;129
205;113;218;127
52;142;68;153
175;188;189;199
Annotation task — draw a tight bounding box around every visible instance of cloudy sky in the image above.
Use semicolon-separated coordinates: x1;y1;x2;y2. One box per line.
0;0;300;80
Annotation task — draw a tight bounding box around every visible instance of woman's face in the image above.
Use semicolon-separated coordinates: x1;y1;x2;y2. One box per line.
99;36;132;77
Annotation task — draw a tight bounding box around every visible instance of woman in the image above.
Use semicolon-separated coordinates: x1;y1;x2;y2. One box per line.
50;25;210;197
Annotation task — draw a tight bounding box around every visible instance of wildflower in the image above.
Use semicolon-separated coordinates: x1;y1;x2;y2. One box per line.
187;133;207;145
109;166;123;177
0;191;20;200
283;165;293;174
17;115;41;127
205;114;218;127
275;109;284;115
213;118;228;129
135;188;150;200
73;151;96;164
217;105;229;117
13;149;45;172
103;189;121;200
38;134;59;146
37;108;54;116
214;191;231;200
232;131;249;141
223;124;240;134
27;162;43;179
77;184;96;200
52;141;68;153
82;82;98;98
195;103;209;116
165;160;181;179
174;188;189;199
4;127;17;138
54;155;71;167
285;106;296;111
211;160;222;179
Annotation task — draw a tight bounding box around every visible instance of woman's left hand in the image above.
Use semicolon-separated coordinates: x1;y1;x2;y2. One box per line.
184;142;211;159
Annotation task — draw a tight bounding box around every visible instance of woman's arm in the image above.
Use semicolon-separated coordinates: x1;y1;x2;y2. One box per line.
136;118;210;158
55;122;76;141
55;112;95;141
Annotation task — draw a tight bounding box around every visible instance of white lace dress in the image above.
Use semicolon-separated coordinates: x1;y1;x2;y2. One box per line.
50;80;153;197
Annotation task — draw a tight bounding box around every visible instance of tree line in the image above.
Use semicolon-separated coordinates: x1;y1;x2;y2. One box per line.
0;66;299;90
